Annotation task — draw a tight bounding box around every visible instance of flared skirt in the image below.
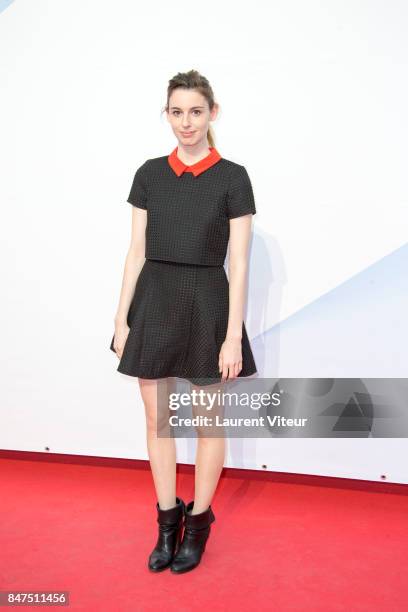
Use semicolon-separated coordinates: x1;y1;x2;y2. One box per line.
109;259;257;386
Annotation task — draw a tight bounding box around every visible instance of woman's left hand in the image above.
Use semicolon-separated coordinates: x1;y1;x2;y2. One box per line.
219;337;243;382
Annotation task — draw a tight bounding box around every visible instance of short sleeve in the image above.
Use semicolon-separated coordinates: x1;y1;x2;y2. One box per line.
226;165;257;219
127;161;149;209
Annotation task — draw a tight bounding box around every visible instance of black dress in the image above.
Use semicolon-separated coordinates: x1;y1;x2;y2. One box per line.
109;147;258;386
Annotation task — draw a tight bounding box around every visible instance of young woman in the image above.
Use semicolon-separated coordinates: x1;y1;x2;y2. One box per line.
109;69;257;573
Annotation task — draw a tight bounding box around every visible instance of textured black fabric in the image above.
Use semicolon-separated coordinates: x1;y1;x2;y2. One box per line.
109;259;257;386
126;156;256;266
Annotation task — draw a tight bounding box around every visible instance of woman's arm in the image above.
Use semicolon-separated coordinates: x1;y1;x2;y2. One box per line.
219;213;253;381
113;207;147;358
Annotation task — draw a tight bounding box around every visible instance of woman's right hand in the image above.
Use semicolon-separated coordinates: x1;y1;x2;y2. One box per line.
113;321;130;359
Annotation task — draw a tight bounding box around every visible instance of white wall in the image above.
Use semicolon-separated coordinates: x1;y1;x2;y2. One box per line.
1;0;407;483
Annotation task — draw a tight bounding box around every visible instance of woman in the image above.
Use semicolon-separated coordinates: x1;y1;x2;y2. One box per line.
109;69;257;573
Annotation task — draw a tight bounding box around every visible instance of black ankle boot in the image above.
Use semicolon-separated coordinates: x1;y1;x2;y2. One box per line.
148;497;185;572
170;500;215;574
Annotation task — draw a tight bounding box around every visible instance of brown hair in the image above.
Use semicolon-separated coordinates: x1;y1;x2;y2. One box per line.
163;69;216;147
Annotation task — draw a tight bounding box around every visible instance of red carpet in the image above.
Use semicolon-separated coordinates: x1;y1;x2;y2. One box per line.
1;453;408;611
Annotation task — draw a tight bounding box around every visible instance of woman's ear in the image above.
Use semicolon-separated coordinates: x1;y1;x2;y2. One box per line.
210;102;219;122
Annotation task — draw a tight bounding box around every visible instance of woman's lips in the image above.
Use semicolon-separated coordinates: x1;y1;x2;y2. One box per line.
181;132;195;137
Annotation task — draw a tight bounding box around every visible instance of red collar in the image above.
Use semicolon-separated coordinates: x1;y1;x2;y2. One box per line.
168;146;222;177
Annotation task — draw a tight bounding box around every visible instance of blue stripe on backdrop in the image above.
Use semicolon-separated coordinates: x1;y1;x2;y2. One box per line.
252;242;408;377
0;0;15;14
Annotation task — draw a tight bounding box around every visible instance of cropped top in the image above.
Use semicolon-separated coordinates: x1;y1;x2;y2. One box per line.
125;146;257;266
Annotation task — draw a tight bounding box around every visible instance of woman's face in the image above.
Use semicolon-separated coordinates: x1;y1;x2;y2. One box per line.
167;88;218;148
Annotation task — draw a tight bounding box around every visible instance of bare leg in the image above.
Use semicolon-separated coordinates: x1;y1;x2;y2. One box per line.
190;382;226;515
138;377;177;510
